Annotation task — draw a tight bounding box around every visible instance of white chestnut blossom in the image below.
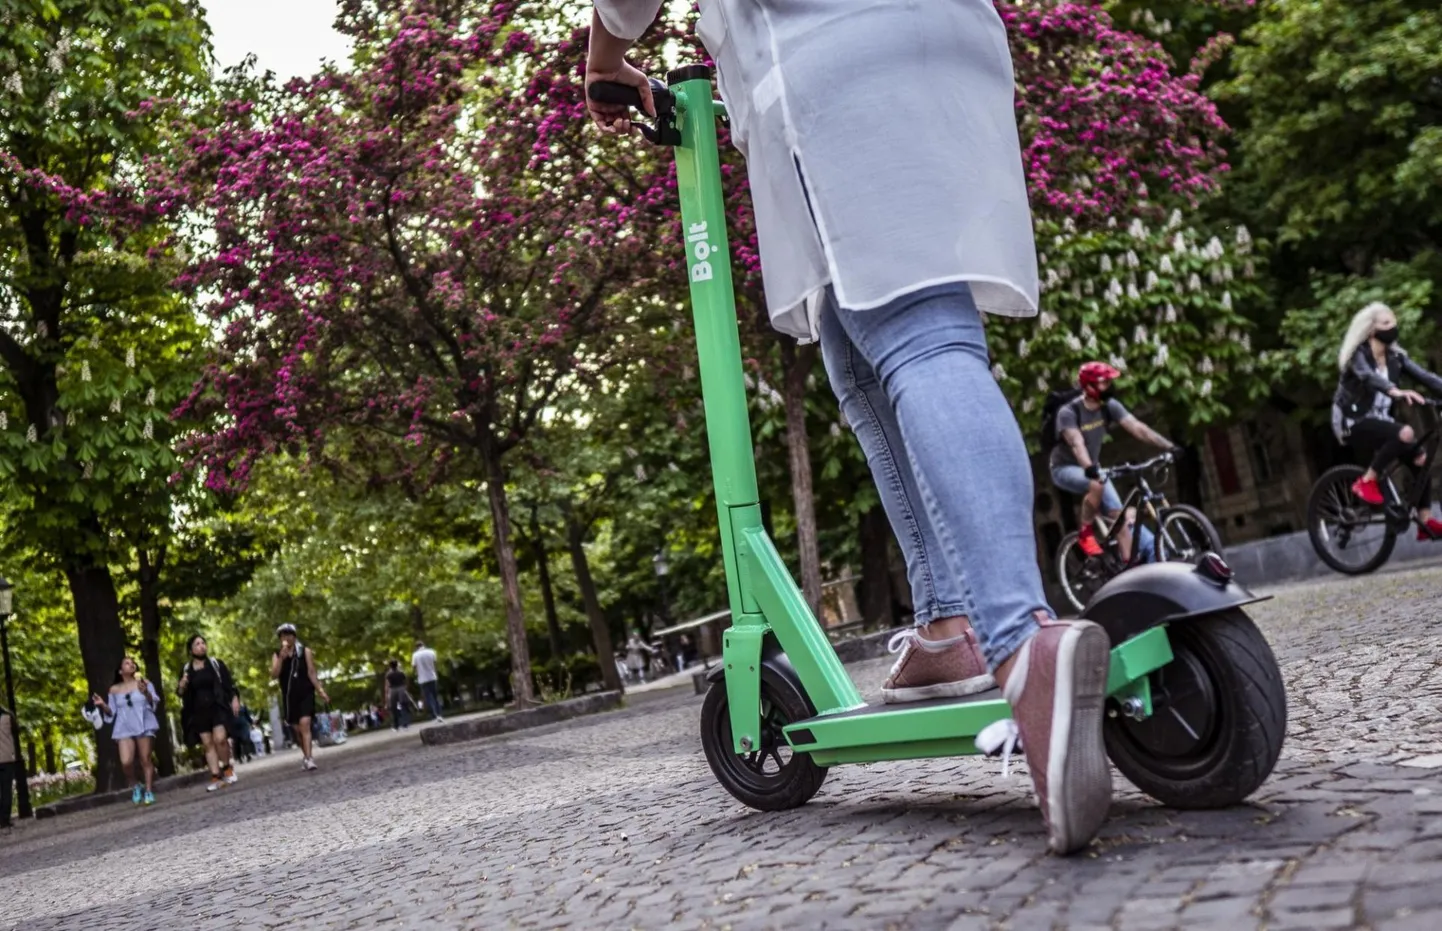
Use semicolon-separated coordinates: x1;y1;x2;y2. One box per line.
1145;271;1159;292
1159;255;1174;275
81;361;91;382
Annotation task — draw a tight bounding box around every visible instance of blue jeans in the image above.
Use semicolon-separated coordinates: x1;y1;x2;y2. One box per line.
419;681;442;720
819;285;1048;669
1051;465;1155;563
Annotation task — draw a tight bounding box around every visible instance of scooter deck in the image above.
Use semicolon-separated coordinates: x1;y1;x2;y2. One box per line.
785;690;1014;766
782;625;1173;767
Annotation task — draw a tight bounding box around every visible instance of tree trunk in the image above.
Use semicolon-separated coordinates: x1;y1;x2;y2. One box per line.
63;560;126;792
43;733;56;774
137;547;177;778
480;444;536;707
564;508;624;694
529;506;565;658
778;341;825;616
857;505;896;630
410;603;426;639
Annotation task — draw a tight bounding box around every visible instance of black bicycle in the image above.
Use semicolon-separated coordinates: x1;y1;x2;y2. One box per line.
1056;453;1224;612
1306;400;1442;574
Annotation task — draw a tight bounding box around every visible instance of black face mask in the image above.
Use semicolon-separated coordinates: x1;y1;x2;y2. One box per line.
1375;326;1399;345
1097;386;1117;401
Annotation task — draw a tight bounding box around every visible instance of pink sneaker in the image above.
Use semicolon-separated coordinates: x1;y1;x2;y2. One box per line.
999;618;1113;855
882;628;995;703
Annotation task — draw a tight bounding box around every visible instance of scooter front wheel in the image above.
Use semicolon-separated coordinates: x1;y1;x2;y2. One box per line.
1104;609;1285;809
701;666;828;811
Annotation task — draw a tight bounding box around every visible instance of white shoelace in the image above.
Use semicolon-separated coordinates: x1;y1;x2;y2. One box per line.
975;718;1024;777
886;629;919;677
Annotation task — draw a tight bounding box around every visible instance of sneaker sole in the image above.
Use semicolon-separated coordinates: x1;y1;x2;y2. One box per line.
882;673;997;703
1046;622;1113;855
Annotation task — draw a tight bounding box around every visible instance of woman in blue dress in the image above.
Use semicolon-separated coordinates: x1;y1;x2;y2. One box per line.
92;656;161;805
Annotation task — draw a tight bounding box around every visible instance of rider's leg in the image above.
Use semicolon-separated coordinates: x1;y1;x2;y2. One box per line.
820;289;992;701
822;284;1111;853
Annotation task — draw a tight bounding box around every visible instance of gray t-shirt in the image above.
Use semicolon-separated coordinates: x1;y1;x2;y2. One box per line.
1050;397;1131;469
411;648;438;684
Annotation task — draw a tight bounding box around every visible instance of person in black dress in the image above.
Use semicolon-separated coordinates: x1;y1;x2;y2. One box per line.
177;635;240;792
271;623;330;771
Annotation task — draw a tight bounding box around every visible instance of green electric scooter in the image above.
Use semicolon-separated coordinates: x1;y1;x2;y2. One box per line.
591;67;1286;812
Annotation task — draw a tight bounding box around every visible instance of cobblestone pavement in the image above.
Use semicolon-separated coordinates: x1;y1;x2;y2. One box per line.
4;564;1442;930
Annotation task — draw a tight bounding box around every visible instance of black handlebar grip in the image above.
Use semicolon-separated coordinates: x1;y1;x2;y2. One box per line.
587;81;645;109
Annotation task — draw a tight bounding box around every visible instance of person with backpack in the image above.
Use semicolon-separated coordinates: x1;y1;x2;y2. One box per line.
177;635;240;793
1047;362;1178;561
272;623;329;771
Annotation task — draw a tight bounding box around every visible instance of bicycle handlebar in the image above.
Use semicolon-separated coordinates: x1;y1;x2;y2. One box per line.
1101;452;1174;481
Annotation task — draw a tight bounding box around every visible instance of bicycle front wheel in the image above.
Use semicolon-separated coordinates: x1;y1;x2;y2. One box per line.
1306;464;1396;575
1154;504;1224;564
1056;532;1111;614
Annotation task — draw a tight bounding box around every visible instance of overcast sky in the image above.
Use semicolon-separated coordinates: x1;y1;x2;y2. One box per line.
203;0;352;79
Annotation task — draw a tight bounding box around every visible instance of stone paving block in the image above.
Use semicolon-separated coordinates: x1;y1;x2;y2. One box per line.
1267;906;1357;929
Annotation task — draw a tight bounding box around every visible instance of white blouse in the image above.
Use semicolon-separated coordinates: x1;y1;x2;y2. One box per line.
594;0;1039;341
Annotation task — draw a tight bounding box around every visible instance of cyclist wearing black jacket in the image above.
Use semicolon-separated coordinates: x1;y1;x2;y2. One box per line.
1333;302;1442;539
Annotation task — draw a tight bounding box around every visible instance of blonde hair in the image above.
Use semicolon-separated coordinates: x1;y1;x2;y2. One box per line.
1338;302;1395;371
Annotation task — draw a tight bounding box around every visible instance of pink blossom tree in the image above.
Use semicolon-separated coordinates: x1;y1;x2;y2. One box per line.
170;0;672;705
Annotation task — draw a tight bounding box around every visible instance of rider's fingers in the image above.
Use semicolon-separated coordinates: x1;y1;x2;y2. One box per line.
636;79;656;119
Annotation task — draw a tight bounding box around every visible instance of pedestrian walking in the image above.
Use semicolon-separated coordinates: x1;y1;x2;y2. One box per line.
232;697;258;764
623;630;656;684
271;624;330;772
383;660;413;730
0;703;17;830
177;635;240;793
410;641;444;722
92;656;161;805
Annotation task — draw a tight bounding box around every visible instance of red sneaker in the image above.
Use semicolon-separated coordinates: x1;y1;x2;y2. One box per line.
1418;518;1442;541
1351;476;1384;507
1077;524;1103;558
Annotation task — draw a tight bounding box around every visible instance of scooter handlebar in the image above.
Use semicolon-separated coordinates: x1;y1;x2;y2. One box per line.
587;80;646;109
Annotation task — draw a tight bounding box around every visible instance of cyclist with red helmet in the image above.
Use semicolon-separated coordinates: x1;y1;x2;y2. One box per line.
1050;362;1178;560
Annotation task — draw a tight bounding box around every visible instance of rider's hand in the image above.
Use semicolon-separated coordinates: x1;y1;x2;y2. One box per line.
1396;389;1427;406
1084;464;1102;481
584;59;655;135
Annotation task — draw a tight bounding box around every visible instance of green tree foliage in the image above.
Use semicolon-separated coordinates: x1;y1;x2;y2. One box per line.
0;0;213;788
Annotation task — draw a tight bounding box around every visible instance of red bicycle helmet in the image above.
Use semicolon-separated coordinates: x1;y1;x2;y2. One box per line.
1078;361;1120;398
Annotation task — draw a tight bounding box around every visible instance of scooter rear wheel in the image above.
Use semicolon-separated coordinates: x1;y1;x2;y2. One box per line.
1104;609;1285;809
701;665;828;811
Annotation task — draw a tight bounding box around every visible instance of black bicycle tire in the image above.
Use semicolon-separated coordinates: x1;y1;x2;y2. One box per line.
1306;464;1397;575
1154;504;1224;563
